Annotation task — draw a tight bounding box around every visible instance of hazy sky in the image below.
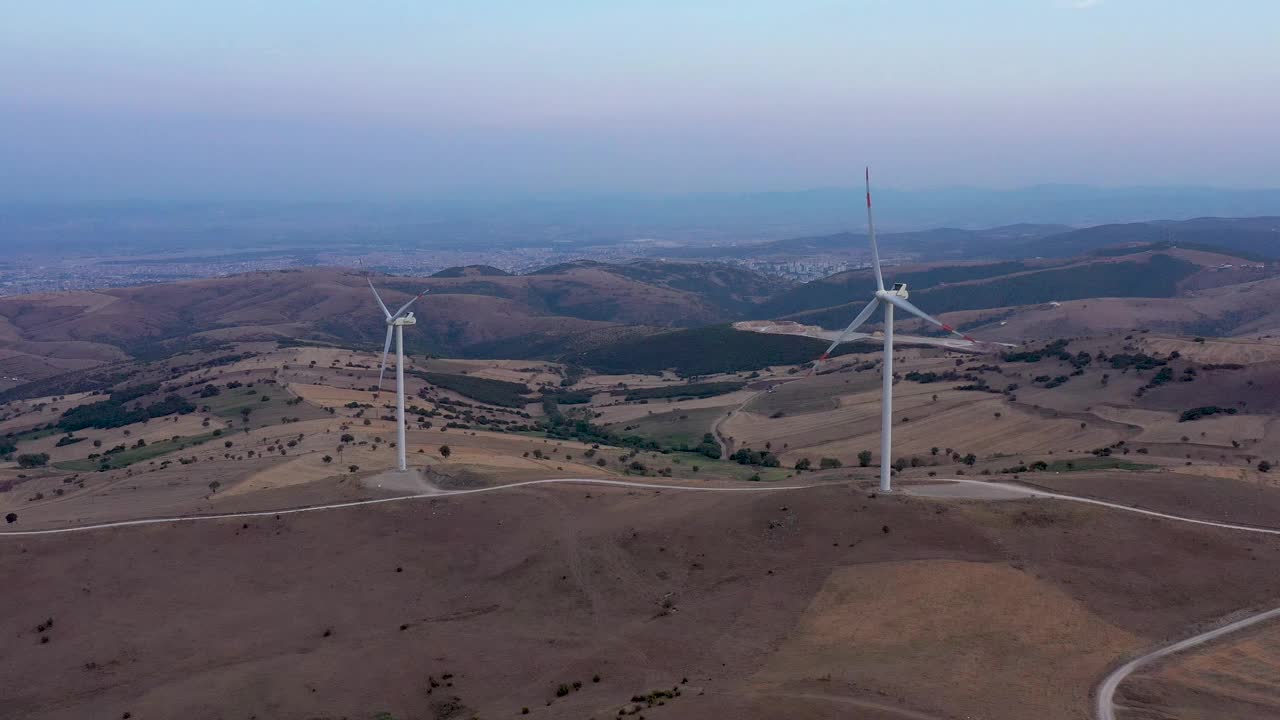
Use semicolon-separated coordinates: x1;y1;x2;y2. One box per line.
3;1;1278;201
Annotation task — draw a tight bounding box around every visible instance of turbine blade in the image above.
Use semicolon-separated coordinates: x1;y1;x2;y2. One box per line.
815;298;880;363
378;326;394;388
369;278;391;319
882;294;977;342
866;167;885;292
391;289;429;319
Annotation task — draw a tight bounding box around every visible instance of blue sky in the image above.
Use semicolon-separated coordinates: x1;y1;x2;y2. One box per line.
2;1;1277;201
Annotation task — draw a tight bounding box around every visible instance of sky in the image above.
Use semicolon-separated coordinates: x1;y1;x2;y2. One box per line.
2;0;1278;202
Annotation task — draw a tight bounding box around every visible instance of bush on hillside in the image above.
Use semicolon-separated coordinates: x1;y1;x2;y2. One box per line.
1178;406;1238;422
621;381;745;401
17;453;50;468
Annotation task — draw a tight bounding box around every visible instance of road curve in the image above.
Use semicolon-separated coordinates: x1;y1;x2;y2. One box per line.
711;388;762;459
1095;605;1280;720
0;477;824;537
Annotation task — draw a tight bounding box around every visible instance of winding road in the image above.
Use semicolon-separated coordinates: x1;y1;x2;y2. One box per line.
1094;606;1280;720
710;388;762;458
6;474;1280;719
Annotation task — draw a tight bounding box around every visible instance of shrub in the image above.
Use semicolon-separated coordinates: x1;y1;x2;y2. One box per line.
857;450;872;467
1260;461;1273;473
4;512;15;524
819;457;843;469
622;381;745;401
1178;406;1238;422
439;444;451;457
17;453;49;468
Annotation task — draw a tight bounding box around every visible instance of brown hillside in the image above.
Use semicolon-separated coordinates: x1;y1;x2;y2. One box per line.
5;485;1280;720
0;264;775;381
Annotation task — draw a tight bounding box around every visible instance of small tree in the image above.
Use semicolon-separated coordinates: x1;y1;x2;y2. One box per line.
1259;460;1273;473
208;480;221;493
794;458;812;471
349;465;359;473
322;455;333;464
4;512;16;524
963;453;977;466
439;445;452;458
857;450;873;467
819;457;843;470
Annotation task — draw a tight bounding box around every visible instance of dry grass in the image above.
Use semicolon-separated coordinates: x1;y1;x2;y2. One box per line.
756;559;1141;720
1119;620;1280;719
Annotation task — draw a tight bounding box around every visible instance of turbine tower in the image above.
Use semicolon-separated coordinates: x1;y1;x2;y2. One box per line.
815;169;980;493
369;279;427;472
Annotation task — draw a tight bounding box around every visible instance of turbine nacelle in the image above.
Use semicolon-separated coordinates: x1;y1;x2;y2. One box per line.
876;282;910;301
388;312;417;326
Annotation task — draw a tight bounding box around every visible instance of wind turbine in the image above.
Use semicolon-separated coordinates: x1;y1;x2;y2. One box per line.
369;279;428;472
815;169;981;493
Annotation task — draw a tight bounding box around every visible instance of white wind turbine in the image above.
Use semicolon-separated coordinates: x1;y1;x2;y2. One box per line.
815;169;981;493
369;279;428;472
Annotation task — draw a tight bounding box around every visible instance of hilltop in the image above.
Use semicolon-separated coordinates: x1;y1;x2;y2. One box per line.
429;265;512;278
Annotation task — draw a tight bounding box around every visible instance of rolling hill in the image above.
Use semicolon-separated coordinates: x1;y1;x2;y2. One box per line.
1;229;1276;389
765;247;1277;333
0;262;790;386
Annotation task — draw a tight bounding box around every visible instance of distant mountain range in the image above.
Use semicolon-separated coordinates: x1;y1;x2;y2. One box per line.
677;216;1280;263
4;186;1279;252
